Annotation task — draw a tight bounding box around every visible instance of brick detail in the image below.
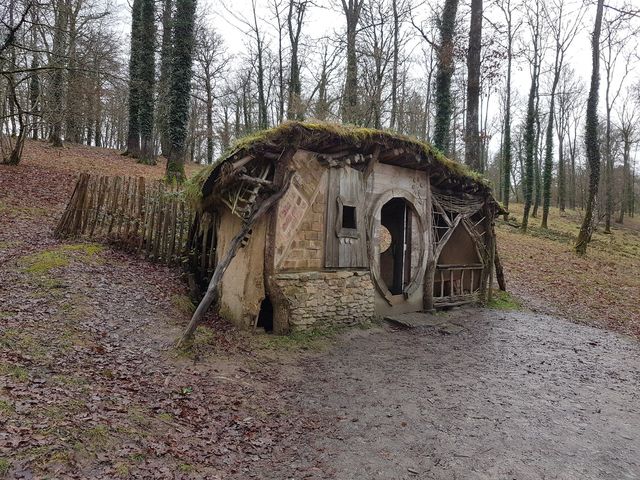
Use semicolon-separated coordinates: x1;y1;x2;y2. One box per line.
280;179;326;270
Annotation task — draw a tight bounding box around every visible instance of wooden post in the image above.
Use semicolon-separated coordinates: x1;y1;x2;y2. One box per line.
493;224;506;291
423;172;436;312
479;199;494;302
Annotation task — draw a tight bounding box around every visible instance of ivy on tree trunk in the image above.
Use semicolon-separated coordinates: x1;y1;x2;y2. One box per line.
138;0;156;165
166;0;196;183
125;0;142;157
464;0;482;172
575;0;604;255
432;0;459;155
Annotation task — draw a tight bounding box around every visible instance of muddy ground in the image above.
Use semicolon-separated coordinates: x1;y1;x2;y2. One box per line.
288;309;640;480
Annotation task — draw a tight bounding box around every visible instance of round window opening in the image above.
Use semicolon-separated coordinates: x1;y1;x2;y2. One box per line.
370;192;425;303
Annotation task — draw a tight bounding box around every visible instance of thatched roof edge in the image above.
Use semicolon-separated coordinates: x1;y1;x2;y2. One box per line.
186;121;496;206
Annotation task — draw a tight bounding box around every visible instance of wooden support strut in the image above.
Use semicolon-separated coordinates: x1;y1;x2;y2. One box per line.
177;171;294;347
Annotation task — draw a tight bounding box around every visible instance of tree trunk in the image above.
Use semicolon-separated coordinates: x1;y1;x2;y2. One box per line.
432;0;460;154
464;0;482;172
389;0;400;130
342;0;363;125
166;0;197;182
49;0;69;148
138;0;157;165
125;0;143;156
501;8;513;220
158;0;173;156
575;0;604;255
521;7;540;232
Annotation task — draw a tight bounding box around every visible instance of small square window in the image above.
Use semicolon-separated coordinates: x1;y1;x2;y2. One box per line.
342;205;357;229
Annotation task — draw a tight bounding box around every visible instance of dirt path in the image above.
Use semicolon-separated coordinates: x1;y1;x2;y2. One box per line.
289;308;640;480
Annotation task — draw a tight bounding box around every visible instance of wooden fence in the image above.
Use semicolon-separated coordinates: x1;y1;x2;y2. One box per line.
55;173;197;266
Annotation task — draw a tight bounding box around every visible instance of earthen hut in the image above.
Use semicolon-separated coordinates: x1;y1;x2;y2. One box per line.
186;122;503;334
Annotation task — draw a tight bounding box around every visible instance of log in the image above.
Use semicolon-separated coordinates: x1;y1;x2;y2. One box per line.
177;171;294;347
237;174;276;190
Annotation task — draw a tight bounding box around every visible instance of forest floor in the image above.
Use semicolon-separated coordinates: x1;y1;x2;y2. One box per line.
1;140;640;479
496;203;640;338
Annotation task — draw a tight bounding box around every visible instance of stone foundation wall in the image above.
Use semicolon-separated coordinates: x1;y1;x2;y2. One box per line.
274;270;376;330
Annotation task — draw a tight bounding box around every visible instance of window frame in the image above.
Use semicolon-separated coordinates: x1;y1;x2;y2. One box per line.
335;196;360;239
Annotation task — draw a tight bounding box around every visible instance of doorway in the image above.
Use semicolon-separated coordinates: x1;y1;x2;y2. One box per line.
379;198;413;295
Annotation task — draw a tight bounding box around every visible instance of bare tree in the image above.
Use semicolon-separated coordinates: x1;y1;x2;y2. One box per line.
600;11;633;233
615;90;639;224
540;0;584;228
287;0;308;120
194;24;227;164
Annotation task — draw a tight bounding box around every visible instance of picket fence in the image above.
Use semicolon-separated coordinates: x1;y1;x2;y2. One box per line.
55;173;199;267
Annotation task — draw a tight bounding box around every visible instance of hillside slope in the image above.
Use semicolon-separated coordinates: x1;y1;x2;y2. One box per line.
497;204;640;337
1;142;315;478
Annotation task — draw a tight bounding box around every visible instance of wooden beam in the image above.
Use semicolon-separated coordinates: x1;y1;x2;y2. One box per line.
237;174;276;190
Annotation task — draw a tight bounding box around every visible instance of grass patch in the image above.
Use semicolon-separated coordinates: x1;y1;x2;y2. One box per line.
0;364;29;381
20;250;69;275
526;225;575;244
0;329;48;359
0;400;14;416
176;325;216;358
114;463;130;477
19;243;104;277
259;324;346;351
0;458;10;477
59;243;104;257
171;294;196;315
487;291;522;311
157;412;174;422
0;200;48;218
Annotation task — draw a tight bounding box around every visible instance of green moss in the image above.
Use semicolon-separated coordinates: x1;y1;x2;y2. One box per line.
0;400;14;415
20;250;69;275
190;121;493;203
0;364;29;381
59;243;104;257
171;294;196;315
19;243;104;276
0;329;47;359
259;324;345;351
176;325;215;357
129;453;145;463
0;458;10;477
157;412;174;422
114;463;130;477
83;425;109;445
178;463;195;473
487;291;522;311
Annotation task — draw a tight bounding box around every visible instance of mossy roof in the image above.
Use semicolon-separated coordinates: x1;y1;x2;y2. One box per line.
191;121;496;204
